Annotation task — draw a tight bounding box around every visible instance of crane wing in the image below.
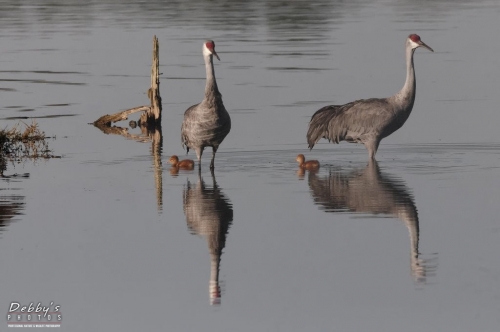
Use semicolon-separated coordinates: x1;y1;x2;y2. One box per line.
181;103;200;152
307;98;393;149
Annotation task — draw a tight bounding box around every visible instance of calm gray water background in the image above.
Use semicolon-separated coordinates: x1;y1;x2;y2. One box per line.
1;0;500;331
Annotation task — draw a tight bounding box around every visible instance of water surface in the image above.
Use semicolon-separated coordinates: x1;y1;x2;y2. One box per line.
1;1;500;331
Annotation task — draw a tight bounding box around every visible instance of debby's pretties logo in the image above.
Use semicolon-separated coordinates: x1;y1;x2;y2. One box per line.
6;302;62;328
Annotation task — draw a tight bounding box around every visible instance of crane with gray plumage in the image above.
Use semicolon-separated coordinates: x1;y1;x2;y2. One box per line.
181;40;231;169
307;34;433;160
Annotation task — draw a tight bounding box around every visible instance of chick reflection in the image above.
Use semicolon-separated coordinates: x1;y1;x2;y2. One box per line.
307;161;432;282
183;171;233;305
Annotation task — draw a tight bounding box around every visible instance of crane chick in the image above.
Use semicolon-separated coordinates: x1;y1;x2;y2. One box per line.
296;154;320;170
169;155;195;170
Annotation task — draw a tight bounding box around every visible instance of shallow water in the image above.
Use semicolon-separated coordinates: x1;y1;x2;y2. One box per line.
1;1;500;331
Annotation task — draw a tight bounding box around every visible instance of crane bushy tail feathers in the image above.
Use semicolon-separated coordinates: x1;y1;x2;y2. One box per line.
307;103;353;149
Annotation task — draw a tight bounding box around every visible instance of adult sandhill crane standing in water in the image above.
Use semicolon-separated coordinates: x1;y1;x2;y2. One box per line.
307;34;433;160
181;40;231;169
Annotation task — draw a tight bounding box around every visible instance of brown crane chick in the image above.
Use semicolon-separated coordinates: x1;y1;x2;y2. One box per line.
296;154;320;170
169;155;195;170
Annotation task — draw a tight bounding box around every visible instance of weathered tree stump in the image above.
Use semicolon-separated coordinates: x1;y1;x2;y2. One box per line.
93;36;162;128
141;36;162;125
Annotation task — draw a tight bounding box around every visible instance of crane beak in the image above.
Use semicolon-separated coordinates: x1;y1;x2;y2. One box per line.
213;51;220;61
419;41;434;52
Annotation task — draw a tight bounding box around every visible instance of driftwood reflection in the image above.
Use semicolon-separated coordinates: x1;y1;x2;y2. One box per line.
94;123;164;210
151;128;162;210
183;171;233;305
307;161;435;282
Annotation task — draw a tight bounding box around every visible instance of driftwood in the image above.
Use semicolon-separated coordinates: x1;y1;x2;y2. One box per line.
93;106;150;127
93;36;162;127
92;36;164;211
142;35;162;124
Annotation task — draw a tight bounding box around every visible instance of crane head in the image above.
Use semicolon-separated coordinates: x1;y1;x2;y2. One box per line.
408;34;434;52
204;40;220;61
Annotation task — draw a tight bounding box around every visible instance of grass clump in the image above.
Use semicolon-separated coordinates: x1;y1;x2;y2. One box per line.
0;121;58;175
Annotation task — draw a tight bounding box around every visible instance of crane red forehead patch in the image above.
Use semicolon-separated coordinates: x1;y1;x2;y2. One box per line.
205;41;215;51
409;34;421;43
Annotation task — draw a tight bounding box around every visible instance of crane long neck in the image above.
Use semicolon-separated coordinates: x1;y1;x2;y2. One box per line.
204;54;220;99
393;44;416;109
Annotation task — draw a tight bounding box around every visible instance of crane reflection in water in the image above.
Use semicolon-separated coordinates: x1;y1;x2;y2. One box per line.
182;170;233;305
306;161;436;283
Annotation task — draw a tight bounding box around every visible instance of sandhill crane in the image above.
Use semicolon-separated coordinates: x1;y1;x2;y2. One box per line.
307;34;433;160
181;40;231;169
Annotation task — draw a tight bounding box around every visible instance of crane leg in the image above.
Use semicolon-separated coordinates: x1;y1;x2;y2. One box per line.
210;146;218;170
365;140;380;160
196;147;203;169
